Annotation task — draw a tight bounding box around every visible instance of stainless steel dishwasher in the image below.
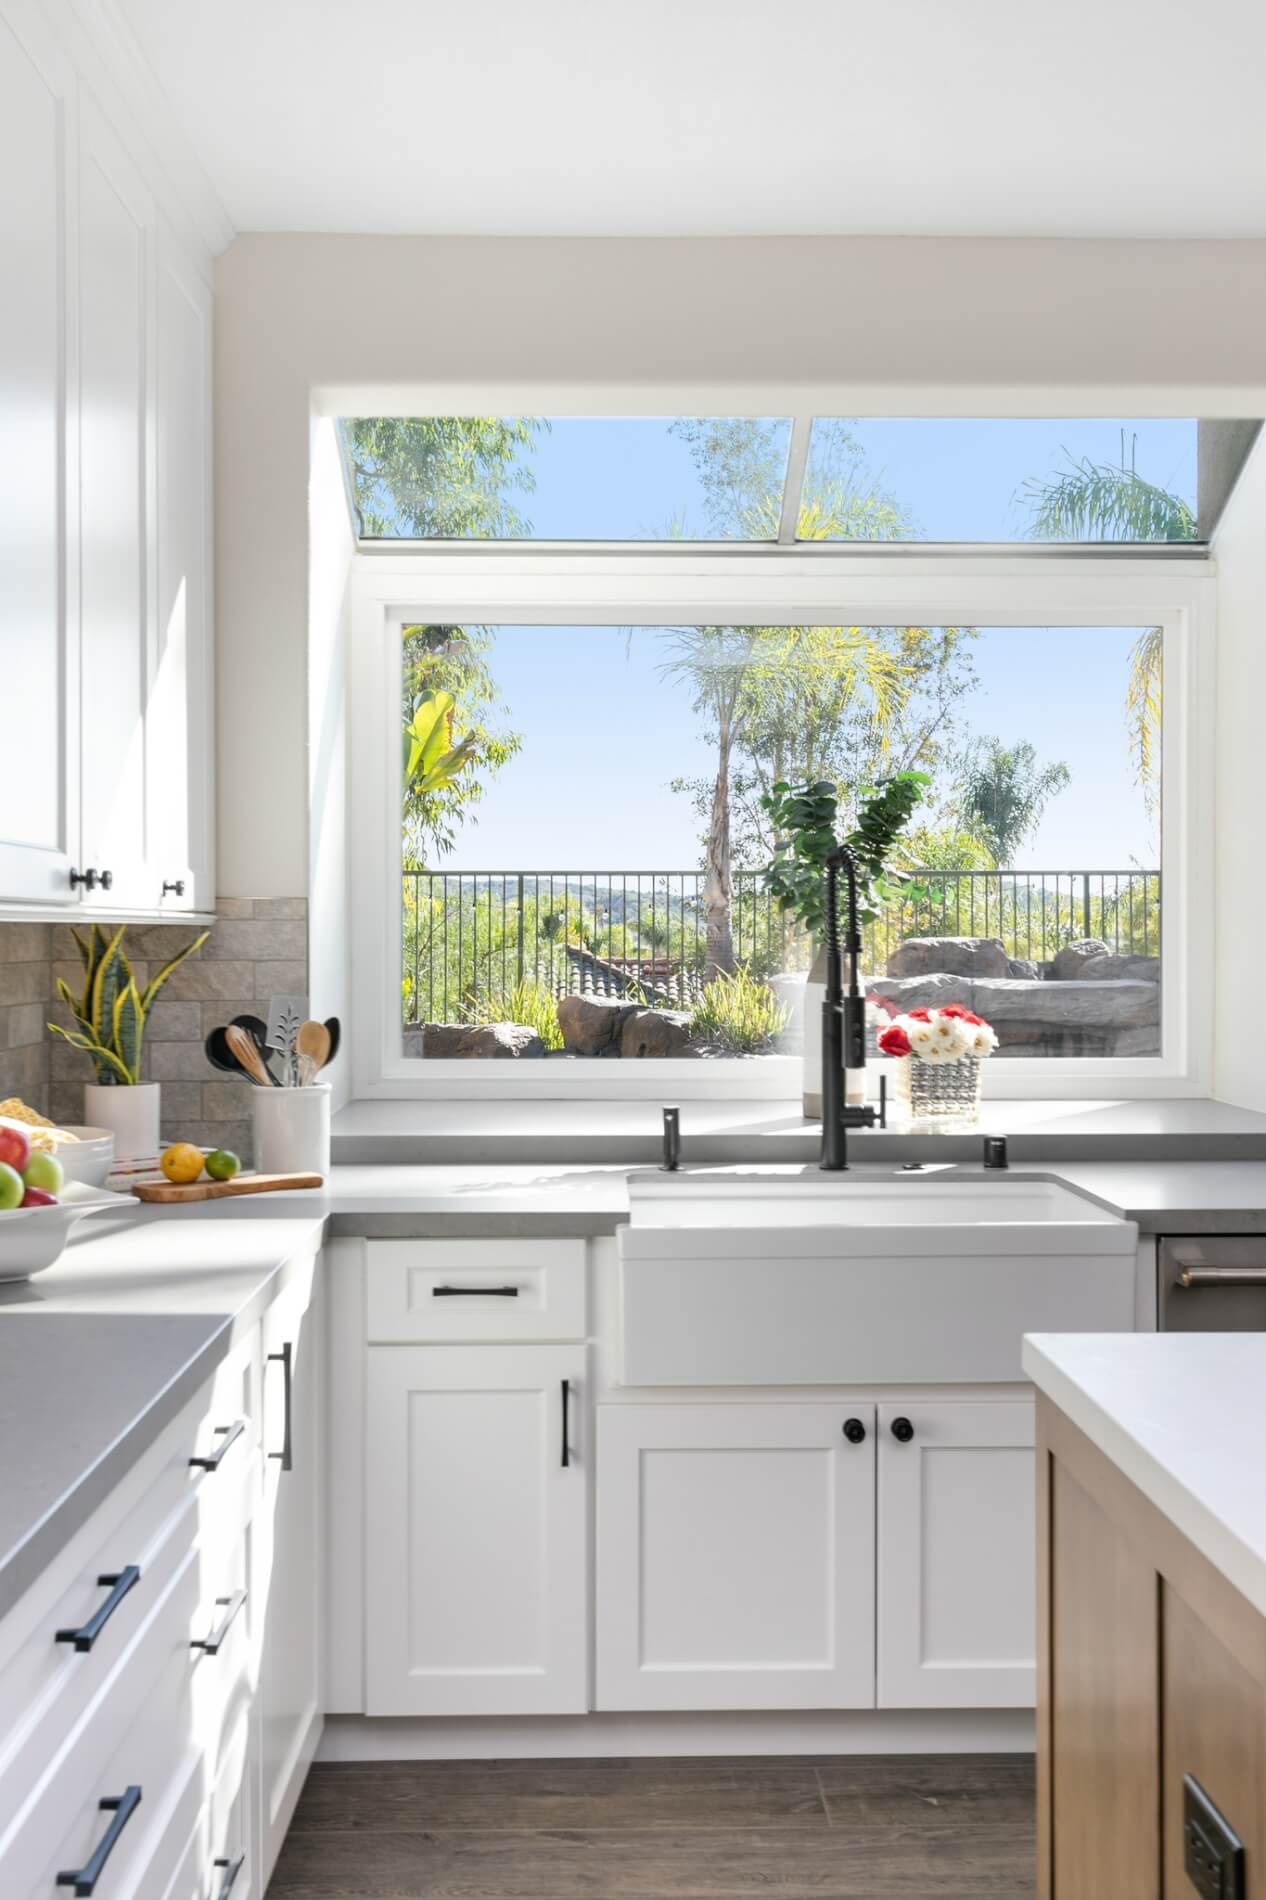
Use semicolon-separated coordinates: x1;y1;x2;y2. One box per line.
1159;1236;1266;1331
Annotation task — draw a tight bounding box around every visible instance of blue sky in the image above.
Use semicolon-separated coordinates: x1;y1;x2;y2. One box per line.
403;416;1188;871
440;622;1156;872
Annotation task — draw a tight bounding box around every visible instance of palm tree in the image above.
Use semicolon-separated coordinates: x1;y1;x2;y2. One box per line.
1021;434;1192;815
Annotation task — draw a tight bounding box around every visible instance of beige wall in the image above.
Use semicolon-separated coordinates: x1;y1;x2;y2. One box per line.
1213;433;1266;1109
215;234;1266;897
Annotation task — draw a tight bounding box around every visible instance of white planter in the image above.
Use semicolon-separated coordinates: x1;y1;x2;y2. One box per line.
83;1081;161;1161
252;1084;331;1177
801;944;868;1119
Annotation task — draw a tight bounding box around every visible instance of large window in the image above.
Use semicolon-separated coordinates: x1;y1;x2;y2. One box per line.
343;415;1216;1099
393;620;1162;1069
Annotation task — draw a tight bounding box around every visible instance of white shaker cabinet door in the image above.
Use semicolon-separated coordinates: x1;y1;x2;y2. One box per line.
0;11;77;904
365;1344;588;1717
256;1252;322;1886
596;1403;876;1711
76;97;154;909
877;1399;1036;1709
148;221;212;912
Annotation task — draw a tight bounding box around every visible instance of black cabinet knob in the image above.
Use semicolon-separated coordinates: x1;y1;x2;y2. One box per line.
890;1416;915;1443
162;879;186;897
99;870;113;891
842;1417;866;1445
70;867;99;891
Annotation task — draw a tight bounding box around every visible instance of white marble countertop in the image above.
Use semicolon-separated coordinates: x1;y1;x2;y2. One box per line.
0;1217;323;1618
1023;1332;1266;1619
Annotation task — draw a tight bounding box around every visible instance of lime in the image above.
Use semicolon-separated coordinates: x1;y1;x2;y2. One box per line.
161;1142;205;1185
205;1149;241;1183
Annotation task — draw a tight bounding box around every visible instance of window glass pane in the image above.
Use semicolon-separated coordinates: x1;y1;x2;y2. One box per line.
399;621;1160;1062
343;416;791;540
802;418;1197;542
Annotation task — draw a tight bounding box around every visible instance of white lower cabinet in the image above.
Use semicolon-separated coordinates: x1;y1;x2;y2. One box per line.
256;1256;323;1885
876;1399;1036;1709
596;1403;877;1711
364;1343;588;1717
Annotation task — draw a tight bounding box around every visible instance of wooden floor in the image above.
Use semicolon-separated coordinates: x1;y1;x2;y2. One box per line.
270;1753;1036;1898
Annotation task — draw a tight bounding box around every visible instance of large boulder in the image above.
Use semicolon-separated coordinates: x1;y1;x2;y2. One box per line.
1048;939;1111;979
620;1008;695;1059
867;972;976;1015
972;977;1160;1030
557;992;641;1056
1050;946;1160;984
414;1021;547;1059
887;936;1011;980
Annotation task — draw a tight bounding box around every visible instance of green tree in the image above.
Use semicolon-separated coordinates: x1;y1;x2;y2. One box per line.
342;416;545;537
401;625;521;860
957;739;1071;865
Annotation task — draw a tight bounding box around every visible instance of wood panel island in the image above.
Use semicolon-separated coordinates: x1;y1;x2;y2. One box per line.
1026;1333;1266;1900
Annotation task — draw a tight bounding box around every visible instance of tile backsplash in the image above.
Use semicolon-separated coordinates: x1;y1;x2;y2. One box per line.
0;899;308;1164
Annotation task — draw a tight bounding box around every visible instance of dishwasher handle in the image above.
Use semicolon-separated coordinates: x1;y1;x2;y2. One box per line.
1177;1265;1266;1288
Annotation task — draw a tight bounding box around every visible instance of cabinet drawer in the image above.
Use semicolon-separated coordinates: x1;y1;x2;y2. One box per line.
0;1543;203;1896
0;1331;259;1820
367;1240;586;1342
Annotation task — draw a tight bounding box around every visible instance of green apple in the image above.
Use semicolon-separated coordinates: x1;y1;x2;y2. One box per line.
22;1151;64;1196
0;1161;24;1210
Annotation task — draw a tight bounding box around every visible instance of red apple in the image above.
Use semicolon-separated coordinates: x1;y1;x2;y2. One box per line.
0;1123;31;1174
20;1185;58;1208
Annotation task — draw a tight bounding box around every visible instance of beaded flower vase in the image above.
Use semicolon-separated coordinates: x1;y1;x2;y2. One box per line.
895;1055;984;1125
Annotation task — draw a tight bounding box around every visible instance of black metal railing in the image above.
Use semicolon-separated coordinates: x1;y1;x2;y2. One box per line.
401;866;1160;1025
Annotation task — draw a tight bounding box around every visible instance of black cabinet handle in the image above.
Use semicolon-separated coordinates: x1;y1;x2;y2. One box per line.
214;1855;246;1899
268;1343;293;1471
55;1568;140;1653
189;1419;246;1472
162;879;186;897
891;1416;915;1443
432;1284;520;1298
842;1417;867;1445
192;1589;247;1656
56;1786;141;1893
561;1378;571;1468
69;867;99;891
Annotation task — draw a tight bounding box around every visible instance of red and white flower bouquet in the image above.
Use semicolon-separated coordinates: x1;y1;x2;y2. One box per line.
874;1002;998;1122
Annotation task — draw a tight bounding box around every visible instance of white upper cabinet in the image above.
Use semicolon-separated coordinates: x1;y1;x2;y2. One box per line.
77;98;153;909
0;5;213;915
0;11;77;905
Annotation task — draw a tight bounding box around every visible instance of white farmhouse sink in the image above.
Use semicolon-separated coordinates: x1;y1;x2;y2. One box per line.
626;1168;1123;1239
617;1168;1137;1387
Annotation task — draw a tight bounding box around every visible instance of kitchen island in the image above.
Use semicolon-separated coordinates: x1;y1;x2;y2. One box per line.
1024;1331;1266;1899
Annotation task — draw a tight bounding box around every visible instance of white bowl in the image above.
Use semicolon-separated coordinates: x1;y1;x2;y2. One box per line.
52;1126;115;1188
0;1182;127;1282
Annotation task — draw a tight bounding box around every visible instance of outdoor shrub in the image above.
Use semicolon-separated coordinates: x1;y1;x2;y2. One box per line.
689;966;789;1054
463;978;565;1051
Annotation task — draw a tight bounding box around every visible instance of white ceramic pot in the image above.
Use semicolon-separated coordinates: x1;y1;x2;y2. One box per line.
801;944;868;1119
83;1082;161;1162
252;1084;331;1177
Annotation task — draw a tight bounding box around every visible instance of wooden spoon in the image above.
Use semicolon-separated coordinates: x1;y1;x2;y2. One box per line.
226;1021;276;1088
296;1019;332;1086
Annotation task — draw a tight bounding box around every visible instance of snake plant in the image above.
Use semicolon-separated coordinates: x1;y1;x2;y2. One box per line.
48;924;210;1086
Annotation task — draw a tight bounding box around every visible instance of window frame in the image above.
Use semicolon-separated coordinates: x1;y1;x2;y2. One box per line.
347;547;1215;1102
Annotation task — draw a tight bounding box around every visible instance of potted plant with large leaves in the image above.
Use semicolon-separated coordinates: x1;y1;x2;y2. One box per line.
48;925;209;1158
762;772;929;1116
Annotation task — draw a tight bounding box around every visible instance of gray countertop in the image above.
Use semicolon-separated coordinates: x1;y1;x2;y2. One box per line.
0;1218;323;1618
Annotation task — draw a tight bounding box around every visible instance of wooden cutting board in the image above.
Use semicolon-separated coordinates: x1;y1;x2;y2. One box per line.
131;1171;324;1204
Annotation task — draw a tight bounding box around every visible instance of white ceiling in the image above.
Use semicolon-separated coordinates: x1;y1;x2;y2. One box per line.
117;0;1266;238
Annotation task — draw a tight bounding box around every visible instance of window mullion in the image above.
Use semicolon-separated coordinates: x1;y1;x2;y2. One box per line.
777;416;813;544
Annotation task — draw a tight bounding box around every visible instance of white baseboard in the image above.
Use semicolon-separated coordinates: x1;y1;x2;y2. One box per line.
318;1708;1034;1762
